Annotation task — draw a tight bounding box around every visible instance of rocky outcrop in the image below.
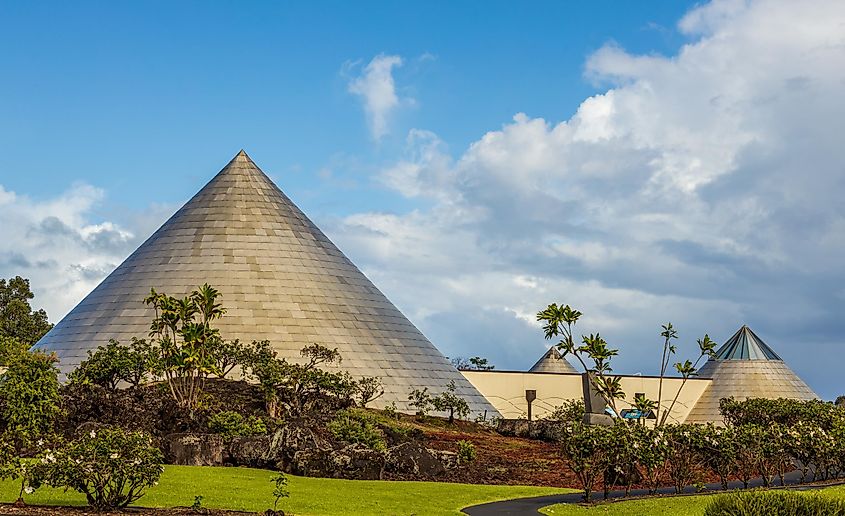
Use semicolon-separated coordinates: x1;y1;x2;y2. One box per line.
385;441;446;476
496;419;569;441
163;433;224;466
292;444;385;480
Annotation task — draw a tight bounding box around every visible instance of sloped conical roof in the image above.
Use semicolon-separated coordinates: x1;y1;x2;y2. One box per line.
685;325;817;424
35;151;497;415
529;347;578;374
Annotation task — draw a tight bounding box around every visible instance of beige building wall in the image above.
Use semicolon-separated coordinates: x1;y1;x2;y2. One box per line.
461;371;583;419
462;370;712;423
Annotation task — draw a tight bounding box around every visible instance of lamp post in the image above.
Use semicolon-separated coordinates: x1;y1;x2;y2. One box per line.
526;389;537;422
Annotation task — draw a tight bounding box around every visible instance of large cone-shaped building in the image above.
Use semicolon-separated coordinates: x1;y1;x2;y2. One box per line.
35;151;497;415
685;325;817;423
528;347;578;374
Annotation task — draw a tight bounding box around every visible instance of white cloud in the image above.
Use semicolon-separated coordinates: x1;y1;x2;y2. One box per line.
348;54;406;141
328;0;845;396
0;184;163;322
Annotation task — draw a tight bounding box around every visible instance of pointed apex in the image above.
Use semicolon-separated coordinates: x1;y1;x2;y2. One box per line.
232;149;253;163
529;346;579;374
712;325;783;361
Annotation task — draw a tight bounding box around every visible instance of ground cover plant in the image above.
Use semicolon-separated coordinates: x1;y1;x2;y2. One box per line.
0;465;568;515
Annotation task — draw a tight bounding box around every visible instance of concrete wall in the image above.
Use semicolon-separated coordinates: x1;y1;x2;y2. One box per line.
461;370;713;424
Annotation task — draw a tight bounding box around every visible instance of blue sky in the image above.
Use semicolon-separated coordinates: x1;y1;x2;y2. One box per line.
2;1;845;398
1;1;694;215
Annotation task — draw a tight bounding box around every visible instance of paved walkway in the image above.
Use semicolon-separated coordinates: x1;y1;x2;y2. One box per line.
463;470;838;515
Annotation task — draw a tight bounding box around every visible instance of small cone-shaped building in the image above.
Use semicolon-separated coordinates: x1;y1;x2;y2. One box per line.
528;347;578;374
35;151;497;415
685;325;817;423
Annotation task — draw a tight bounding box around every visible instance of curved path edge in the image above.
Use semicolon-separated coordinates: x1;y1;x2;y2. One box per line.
463;471;845;515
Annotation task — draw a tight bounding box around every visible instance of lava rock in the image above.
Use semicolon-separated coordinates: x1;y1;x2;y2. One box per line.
163;433;224;466
385;441;446;476
293;444;384;480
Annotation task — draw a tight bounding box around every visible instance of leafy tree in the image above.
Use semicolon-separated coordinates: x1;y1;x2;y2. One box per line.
244;341;356;418
68;338;155;390
207;338;250;379
431;380;470;423
656;330;716;426
450;356;495;371
0;348;60;451
143;284;226;412
0;336;28;367
0;276;52;346
408;387;433;418
355;376;384;407
536;304;624;416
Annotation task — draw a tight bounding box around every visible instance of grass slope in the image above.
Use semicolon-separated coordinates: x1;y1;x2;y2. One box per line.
539;485;845;516
0;465;568;516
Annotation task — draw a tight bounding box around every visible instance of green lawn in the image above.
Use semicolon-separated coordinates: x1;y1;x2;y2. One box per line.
539;485;845;515
0;465;568;516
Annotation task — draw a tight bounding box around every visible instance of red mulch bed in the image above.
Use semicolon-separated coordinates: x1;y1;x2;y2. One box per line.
0;506;257;515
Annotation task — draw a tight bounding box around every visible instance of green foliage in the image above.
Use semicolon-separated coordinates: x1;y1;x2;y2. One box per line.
663;424;709;494
720;397;841;429
191;494;205;513
327;409;387;452
0;336;28;367
356;376;384;407
630;424;668;494
243;341;356;418
450;356;495;371
457;440;477;463
40;426;164;510
431;380;470;423
704;490;845;516
270;472;290;511
559;422;613;501
0;348;60;450
408;387;433;418
207;338;250;379
68;338;154;389
536;304;623;416
543;400;585;423
144;283;226;411
0;276;52;346
207;411;267;439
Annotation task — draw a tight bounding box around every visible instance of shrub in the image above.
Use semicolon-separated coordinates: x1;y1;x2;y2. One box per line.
68;338;154;389
431;380;470;423
704;490;845;516
408;387;433;418
244;341;356;418
327;409;386;452
543;400;585;423
41;426;164;510
664;423;709;494
355;376;384;407
0;348;60;450
207;411;267;439
559;422;612;501
457;440;477;463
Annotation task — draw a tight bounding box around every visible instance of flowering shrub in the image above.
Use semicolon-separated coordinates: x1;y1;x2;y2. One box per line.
41;427;164;510
559;422;613;501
